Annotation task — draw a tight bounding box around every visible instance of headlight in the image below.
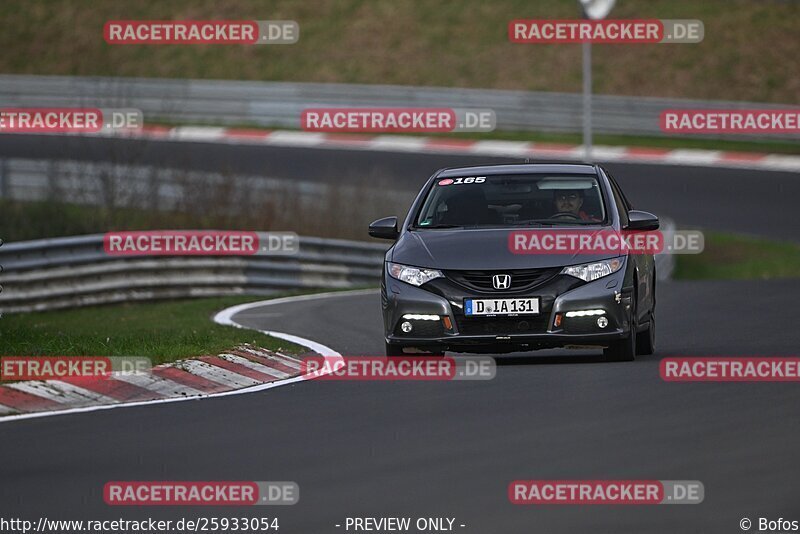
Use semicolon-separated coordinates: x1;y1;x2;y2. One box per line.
561;258;623;282
387;262;444;287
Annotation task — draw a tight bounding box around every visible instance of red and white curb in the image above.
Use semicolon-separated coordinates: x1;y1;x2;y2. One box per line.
90;126;800;173
0;291;359;423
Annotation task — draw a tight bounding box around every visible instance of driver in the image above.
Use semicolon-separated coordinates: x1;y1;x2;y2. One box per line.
553;189;594;221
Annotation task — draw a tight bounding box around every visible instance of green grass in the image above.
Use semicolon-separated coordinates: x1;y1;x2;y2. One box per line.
0;182;405;243
674;232;800;280
0;198;273;242
0;0;798;103
0;296;307;364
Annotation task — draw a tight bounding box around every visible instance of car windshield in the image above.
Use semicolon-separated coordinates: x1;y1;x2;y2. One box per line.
414;174;607;228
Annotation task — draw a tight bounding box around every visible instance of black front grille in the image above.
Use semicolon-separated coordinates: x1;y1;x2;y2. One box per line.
456;315;551;336
445;267;561;293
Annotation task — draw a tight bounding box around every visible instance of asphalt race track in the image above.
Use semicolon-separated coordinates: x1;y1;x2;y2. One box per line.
1;280;800;533
1;133;799;242
1;138;799;533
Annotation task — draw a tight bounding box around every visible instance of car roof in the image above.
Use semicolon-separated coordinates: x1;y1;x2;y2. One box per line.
436;163;599;178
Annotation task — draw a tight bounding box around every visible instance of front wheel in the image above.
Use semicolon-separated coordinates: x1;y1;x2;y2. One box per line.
603;335;635;362
604;301;636;362
636;311;656;355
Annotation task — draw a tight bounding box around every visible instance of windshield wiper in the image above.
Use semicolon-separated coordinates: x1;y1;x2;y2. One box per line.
412;224;464;229
512;219;556;227
522;219;596;226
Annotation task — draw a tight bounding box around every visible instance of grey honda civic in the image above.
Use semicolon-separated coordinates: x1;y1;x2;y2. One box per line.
368;163;658;361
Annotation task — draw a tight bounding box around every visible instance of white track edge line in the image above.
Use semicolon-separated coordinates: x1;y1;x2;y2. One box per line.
0;290;372;424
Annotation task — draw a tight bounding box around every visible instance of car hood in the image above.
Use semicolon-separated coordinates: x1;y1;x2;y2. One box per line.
391;228;620;270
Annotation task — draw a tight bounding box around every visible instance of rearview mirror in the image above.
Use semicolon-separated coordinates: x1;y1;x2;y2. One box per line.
626;210;660;231
369;216;399;240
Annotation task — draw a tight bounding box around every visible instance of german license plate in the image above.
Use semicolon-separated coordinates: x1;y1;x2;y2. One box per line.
464;298;539;316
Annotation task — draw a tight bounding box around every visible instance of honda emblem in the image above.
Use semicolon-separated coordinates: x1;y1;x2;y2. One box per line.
492;274;511;290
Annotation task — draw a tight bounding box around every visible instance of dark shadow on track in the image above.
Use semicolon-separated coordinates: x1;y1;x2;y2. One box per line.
456;349;663;366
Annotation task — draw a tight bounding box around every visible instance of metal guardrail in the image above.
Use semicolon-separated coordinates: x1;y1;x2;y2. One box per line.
0;74;797;141
0;229;674;314
0;234;389;313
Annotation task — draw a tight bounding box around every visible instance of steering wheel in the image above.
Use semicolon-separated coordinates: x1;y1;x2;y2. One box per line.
550;212;580;220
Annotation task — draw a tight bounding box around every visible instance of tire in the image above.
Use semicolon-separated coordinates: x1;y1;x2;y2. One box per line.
636;311;656;356
604;296;636;362
385;342;407;357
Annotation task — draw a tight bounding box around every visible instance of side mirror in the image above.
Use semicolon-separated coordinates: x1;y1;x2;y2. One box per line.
626;210;660;231
369;216;399;240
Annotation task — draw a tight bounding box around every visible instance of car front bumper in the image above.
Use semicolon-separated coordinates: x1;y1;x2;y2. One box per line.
382;263;632;353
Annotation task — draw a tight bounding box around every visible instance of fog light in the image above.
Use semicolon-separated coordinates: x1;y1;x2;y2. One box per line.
401;321;413;333
597;316;608;328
